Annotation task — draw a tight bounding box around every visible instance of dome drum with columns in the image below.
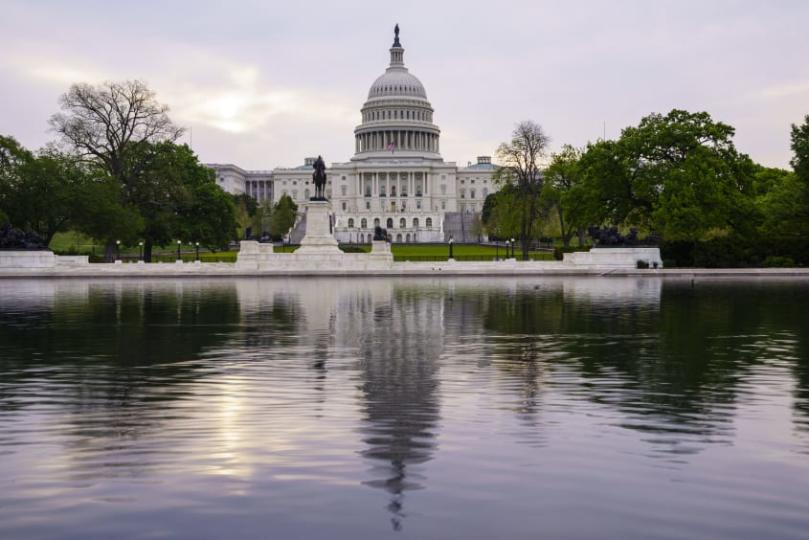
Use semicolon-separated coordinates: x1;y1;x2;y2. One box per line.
206;26;498;244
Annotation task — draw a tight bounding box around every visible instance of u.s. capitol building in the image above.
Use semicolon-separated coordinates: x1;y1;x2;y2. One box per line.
208;27;498;243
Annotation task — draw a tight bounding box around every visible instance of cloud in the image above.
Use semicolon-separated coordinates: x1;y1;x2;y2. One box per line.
165;67;356;134
758;81;809;100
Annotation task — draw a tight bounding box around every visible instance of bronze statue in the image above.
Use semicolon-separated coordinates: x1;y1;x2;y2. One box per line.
312;155;327;200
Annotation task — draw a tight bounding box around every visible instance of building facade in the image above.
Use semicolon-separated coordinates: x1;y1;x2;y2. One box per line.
208;27;497;243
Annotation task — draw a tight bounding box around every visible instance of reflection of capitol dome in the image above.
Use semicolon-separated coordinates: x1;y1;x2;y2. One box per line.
354;25;441;160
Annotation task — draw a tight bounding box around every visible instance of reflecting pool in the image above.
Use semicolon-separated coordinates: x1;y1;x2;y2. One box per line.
1;277;808;539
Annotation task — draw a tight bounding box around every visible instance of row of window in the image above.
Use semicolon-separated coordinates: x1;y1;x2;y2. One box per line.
459;188;488;199
459;178;488;184
363;108;431;122
345;217;433;229
352;233;420;243
371;84;421;96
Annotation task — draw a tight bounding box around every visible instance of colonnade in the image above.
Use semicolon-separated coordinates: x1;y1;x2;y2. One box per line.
356;131;439;153
246;180;272;202
357;171;431;201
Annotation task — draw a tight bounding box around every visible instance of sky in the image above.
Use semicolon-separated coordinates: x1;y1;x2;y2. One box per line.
1;0;808;169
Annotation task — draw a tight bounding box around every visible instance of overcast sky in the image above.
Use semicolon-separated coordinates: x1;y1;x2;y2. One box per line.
1;0;807;169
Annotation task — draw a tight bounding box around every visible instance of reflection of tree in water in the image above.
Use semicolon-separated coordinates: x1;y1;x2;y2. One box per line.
476;279;809;457
0;281;241;476
356;286;442;531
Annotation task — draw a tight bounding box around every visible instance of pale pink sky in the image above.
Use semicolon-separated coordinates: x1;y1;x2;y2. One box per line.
1;0;807;169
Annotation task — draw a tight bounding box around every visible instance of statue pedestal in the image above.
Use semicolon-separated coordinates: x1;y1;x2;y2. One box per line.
371;240;390;254
297;200;341;254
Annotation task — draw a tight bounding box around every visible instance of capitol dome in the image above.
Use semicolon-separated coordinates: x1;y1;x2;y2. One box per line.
353;25;441;161
368;70;427;100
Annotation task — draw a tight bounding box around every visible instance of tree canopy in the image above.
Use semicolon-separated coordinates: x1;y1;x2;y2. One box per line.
494;121;551;258
577;109;755;241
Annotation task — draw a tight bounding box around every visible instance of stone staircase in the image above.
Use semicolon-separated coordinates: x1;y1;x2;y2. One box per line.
442;212;482;243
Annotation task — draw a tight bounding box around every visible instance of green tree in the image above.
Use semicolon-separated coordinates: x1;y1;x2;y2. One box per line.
760;116;809;238
494;121;551;259
543;145;589;247
270;195;298;241
233;193;258;239
178;182;237;250
483;185;522;241
0;137;95;244
71;176;144;248
578;109;755;241
50;80;183;259
251;200;274;238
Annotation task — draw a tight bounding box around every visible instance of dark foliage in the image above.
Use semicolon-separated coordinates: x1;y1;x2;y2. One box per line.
0;223;49;250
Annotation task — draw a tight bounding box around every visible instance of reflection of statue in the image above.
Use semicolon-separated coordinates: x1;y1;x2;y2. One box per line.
312;155;327;200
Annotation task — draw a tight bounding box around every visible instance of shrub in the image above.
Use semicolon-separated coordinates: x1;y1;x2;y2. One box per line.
763;256;795;268
636;260;650;269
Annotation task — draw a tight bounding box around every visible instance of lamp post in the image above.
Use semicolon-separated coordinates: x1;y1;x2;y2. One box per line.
176;240;182;261
511;237;516;259
448;235;454;260
504;239;510;259
496;240;499;261
115;239;121;262
138;241;143;262
195;242;200;262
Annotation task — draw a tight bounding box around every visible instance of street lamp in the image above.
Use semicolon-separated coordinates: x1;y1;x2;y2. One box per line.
496;240;499;261
115;239;121;262
176;240;182;261
449;235;454;260
138;241;144;261
511;237;516;259
504;239;510;259
195;242;200;261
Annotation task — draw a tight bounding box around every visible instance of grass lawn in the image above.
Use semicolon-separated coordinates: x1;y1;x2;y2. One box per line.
388;243;553;261
49;231;101;254
48;231;556;262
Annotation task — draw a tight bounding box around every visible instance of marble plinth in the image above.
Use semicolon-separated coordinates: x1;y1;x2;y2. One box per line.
297;200;341;254
563;247;663;269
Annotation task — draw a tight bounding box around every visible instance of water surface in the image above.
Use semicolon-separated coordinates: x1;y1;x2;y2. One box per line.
1;277;808;539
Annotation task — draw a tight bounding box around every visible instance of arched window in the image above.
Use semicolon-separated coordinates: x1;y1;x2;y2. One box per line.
348;218;355;228
396;233;402;243
426;217;432;229
413;218;419;228
374;217;380;227
406;233;411;243
361;218;367;229
304;189;310;199
399;217;406;228
387;218;393;228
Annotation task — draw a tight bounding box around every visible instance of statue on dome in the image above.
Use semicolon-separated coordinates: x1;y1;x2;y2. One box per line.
393;24;401;47
312;155;327;200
